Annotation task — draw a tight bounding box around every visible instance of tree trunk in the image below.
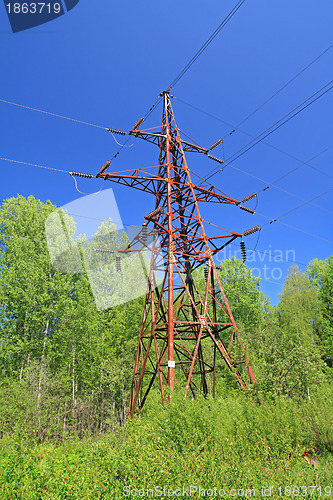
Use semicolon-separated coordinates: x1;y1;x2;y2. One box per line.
37;320;49;423
72;344;76;406
19;311;28;380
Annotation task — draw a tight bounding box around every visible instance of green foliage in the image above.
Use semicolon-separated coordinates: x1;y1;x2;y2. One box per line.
307;256;333;368
278;265;321;348
1;196;333;498
258;265;326;399
1;392;332;499
0;196;143;438
215;257;270;334
300;382;333;452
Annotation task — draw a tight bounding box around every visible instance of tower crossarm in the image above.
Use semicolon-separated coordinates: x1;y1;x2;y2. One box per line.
128;130;212;155
192;184;240;204
180;140;208;154
96;167;163;195
97;167;241;205
128;130;165;147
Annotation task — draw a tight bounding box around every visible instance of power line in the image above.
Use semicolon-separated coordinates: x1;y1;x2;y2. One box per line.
0;96;142;160
225;79;333;164
0;157;110;196
167;0;246;90
174;95;242;130
225;238;308;269
261;186;333;227
173;99;333;214
251;205;333;245
0;98;107;130
271;220;333;245
144;96;163;120
251;216;333;245
199;138;333;216
0;157;69;174
258;144;333;192
0;93;161;138
71;175;105;196
171;103;333;215
174;95;333;182
1;9;329;271
230;165;333;216
0;210;314;272
4;150;331;227
203;79;333;183
227;146;333;216
232;42;333;130
0;0;243;173
0;94;160;167
1;229;307;268
245;214;333;245
1;231;288;288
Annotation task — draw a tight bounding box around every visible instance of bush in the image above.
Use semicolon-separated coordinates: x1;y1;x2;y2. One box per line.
1;390;332;499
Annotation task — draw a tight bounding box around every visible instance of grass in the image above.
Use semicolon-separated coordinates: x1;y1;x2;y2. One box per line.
0;389;332;499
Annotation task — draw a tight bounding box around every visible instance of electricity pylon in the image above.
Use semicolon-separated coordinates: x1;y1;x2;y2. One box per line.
96;91;256;416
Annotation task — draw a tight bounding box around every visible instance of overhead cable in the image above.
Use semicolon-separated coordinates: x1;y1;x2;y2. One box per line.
225;80;333;164
259;144;333;191
0;156;69;174
250;188;333;245
203;79;333;182
272;220;333;245
232;164;333;216
224;79;333;166
174;96;333;181
181;125;333;216
226;146;333;216
1;155;332;245
0;220;313;270
0;98;107;130
70;175;105;196
253;214;333;244
232;42;333;130
167;0;246;90
0;0;245;172
261;186;333;227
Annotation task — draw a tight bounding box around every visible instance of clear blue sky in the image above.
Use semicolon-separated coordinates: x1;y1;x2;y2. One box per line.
1;0;332;305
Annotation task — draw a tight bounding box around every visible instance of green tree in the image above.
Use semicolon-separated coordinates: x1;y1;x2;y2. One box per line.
307;256;333;368
260;265;325;399
0;195;143;438
215;257;270;333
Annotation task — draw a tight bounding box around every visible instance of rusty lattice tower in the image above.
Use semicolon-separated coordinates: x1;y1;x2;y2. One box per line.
96;91;256;416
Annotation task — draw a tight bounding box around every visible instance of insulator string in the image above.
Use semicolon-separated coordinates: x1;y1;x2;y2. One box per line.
70;174;105;196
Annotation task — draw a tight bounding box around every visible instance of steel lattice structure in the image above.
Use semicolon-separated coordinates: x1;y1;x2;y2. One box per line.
96;91;256;416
